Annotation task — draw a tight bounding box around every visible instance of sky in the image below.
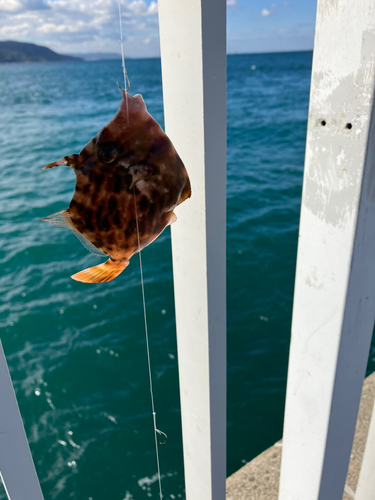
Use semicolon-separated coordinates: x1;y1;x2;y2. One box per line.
0;0;318;58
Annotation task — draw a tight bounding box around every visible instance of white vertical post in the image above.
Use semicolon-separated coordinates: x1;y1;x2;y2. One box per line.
158;2;226;499
0;341;44;500
279;1;375;499
355;401;375;500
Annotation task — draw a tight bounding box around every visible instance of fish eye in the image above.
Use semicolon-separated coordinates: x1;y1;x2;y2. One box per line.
97;142;118;165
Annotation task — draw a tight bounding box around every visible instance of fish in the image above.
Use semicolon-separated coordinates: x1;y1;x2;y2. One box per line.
42;91;191;283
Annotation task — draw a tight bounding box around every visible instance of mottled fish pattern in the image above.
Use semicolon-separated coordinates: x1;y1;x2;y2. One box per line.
42;91;191;283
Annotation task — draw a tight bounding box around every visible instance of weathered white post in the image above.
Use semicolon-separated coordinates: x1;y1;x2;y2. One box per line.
158;1;227;499
279;1;375;499
0;342;44;500
355;401;375;500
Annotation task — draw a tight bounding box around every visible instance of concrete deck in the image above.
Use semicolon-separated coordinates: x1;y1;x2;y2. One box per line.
226;371;375;500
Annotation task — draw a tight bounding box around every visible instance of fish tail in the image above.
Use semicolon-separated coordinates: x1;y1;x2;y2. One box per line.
71;258;129;284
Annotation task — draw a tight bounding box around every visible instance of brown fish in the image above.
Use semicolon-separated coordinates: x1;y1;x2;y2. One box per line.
42;91;191;283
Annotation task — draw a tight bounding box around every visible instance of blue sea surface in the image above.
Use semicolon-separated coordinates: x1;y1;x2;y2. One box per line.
1;51;375;499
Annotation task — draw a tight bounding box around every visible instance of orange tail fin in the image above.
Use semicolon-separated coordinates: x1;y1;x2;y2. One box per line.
71;258;129;283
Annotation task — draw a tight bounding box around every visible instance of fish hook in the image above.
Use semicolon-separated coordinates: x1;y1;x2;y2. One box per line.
117;39;131;92
152;412;168;445
156;428;168;446
116;76;130;93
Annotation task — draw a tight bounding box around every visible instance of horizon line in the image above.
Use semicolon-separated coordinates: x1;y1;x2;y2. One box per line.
71;48;314;61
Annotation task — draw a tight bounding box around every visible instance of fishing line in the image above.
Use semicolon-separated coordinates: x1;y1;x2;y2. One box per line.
133;188;167;500
117;6;166;498
117;0;130;122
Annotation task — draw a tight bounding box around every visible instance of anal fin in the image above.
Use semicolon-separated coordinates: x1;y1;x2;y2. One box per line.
42;209;107;257
73;232;107;257
71;259;129;284
42;209;76;231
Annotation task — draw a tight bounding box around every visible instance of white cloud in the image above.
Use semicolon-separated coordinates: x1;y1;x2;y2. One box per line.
127;0;147;15
0;21;29;36
262;1;291;16
0;0;21;11
227;0;238;7
127;0;157;16
0;0;160;58
147;1;157;15
36;20;87;33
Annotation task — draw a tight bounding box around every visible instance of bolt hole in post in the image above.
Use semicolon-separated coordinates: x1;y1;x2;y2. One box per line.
321;120;327;126
346;122;353;129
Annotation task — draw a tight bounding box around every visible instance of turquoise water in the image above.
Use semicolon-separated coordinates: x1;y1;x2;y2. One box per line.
1;51;375;500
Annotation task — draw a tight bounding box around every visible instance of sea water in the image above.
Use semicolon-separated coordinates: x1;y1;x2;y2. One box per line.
1;51;374;500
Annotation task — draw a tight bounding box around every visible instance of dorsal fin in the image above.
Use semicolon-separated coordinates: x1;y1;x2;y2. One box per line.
42;209;107;257
41;154;78;171
42;209;77;231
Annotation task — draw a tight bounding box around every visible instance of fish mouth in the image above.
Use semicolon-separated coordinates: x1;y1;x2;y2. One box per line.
120;91;147;115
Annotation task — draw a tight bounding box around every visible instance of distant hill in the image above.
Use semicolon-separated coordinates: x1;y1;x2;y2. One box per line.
0;41;82;63
72;52;122;61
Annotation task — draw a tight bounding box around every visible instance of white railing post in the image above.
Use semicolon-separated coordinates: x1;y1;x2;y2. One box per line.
355;401;375;500
278;1;375;499
0;341;44;500
158;2;227;499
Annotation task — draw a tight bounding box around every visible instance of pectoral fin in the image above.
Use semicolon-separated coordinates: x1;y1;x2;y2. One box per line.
71;259;129;284
129;164;153;189
42;154;78;171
